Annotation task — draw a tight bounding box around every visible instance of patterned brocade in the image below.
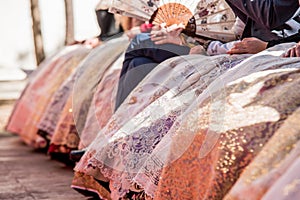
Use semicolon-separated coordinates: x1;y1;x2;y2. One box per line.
6;45;90;147
154;68;300;200
73;44;300;200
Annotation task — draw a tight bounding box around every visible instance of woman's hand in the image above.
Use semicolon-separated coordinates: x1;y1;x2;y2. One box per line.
126;26;142;40
189;45;205;54
83;37;101;48
283;42;300;57
227;37;267;54
150;26;183;45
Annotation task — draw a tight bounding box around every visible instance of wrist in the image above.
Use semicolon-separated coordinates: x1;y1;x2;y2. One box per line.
202;40;212;51
179;34;186;46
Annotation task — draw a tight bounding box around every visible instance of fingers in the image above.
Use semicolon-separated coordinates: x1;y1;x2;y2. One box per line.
152;35;181;45
189;46;204;54
151;25;161;31
152;35;178;45
150;29;165;37
150;27;182;38
227;48;248;54
283;48;292;57
151;35;168;44
227;42;247;54
284;44;300;58
150;31;165;38
296;44;300;57
232;42;245;49
150;34;168;45
290;48;296;57
150;27;182;45
154;39;168;45
174;28;183;35
150;30;167;41
151;35;167;41
241;37;256;42
150;31;169;44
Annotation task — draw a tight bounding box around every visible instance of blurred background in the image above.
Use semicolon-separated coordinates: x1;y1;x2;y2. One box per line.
0;0;100;70
0;0;101;131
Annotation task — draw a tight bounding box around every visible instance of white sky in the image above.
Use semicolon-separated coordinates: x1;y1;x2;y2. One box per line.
0;0;100;70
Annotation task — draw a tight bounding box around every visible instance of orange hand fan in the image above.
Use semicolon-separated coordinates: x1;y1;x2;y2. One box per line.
109;0;237;42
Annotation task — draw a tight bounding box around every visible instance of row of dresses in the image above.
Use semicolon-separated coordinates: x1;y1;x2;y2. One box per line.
6;33;300;200
7;45;91;148
72;43;300;200
6;36;129;154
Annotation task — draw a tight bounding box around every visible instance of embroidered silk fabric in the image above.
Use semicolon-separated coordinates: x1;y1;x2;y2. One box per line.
72;37;129;136
6;45;90;147
5;51;63;133
49;59;123;153
224;107;300;200
151;68;300;200
49;37;129;153
74;52;249;199
48;93;78;153
79;55;124;149
139;46;300;199
76;43;300;200
6;46;85;134
37;56;87;139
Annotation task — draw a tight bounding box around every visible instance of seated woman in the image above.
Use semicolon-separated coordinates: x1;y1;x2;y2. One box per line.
143;49;300;200
228;7;300;54
6;45;91;148
39;18;144;161
72;0;300;199
73;42;300;200
44;37;129;163
115;0;299;110
6;1;125;149
114;26;191;110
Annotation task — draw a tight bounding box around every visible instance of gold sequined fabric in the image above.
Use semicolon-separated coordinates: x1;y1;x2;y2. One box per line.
154;68;300;200
75;44;300;200
224;107;300;200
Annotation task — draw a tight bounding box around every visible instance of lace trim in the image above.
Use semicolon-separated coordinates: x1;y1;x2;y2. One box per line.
75;55;246;199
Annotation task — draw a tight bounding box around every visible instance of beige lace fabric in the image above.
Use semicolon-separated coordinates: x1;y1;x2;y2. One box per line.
75;43;300;200
50;37;129;152
79;54;124;149
74;52;249;199
72;37;129;136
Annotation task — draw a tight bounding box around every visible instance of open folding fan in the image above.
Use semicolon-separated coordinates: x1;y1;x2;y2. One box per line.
109;0;237;42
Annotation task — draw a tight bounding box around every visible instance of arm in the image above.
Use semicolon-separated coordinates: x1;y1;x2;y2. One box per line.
150;26;183;45
207;41;239;55
267;32;300;48
225;0;299;29
227;31;300;54
227;37;268;54
124;33;190;64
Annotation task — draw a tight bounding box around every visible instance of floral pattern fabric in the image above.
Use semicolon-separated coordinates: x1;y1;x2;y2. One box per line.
6;45;90;147
75;43;300;200
74;52;249;199
49;37;129;153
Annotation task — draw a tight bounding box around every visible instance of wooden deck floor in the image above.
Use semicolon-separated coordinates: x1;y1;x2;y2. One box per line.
0;99;93;199
0;133;91;200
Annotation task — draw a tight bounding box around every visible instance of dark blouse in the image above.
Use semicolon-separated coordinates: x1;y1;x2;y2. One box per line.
225;0;299;41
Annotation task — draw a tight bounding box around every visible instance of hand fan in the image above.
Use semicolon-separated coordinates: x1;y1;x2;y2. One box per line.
109;0;237;42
